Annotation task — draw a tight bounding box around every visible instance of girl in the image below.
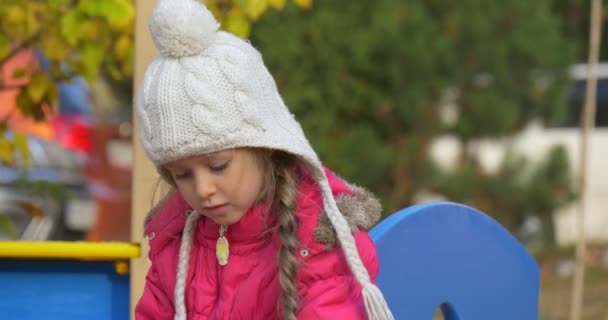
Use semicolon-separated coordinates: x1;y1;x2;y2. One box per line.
134;0;394;319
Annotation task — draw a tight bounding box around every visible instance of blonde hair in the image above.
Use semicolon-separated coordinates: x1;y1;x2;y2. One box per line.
148;148;302;319
247;149;301;319
263;150;300;320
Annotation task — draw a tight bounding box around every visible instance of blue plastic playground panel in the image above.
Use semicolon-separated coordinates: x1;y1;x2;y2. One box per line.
369;202;540;320
0;261;129;320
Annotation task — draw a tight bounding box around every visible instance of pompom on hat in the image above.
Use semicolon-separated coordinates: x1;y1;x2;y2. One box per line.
136;1;394;319
148;0;219;58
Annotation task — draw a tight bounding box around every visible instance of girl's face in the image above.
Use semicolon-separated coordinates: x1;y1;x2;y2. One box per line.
165;149;266;226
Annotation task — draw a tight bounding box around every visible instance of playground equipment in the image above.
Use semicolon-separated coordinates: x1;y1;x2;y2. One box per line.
0;242;140;320
0;202;538;319
370;202;539;320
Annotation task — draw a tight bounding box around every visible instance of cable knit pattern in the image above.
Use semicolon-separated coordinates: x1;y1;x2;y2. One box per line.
136;0;394;319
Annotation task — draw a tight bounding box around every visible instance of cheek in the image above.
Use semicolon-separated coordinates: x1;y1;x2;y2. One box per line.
244;176;263;200
175;182;197;207
239;168;265;203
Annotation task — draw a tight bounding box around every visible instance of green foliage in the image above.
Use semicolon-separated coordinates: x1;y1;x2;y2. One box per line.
0;0;134;119
206;0;313;38
528;145;577;213
252;0;580;240
0;0;134;118
17;176;74;202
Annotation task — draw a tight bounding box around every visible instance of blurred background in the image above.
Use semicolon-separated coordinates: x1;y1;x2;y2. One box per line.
0;0;606;319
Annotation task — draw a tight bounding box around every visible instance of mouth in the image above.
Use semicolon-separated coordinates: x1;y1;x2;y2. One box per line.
203;204;227;216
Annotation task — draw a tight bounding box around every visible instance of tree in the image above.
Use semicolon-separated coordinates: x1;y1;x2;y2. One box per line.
252;0;579;247
0;0;135;165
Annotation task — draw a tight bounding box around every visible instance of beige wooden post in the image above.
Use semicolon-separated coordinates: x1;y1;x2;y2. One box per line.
130;0;157;318
570;1;603;320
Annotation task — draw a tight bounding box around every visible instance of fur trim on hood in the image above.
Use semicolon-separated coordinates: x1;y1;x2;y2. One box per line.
314;184;382;249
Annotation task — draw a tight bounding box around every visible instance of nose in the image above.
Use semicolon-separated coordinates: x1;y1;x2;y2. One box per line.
194;171;216;200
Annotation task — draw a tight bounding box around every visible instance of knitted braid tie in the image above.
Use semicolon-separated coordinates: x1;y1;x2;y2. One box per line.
317;177;395;320
174;210;201;320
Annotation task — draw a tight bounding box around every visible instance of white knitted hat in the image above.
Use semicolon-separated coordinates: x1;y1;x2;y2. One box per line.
136;1;393;319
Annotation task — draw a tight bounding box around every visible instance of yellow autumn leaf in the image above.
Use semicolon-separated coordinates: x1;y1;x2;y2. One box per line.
16;90;35;116
24;5;41;38
3;5;27;39
99;0;135;29
242;0;269;20
114;35;132;60
40;31;69;60
224;7;251;38
49;0;72;10
13;132;30;167
294;0;312;10
81;42;104;82
0;138;13;165
80;21;100;41
0;34;10;60
268;0;286;9
108;63;123;80
61;9;86;46
26;73;52;104
6;5;25;25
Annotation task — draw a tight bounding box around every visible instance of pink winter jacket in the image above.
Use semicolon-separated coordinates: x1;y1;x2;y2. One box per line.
135;168;381;319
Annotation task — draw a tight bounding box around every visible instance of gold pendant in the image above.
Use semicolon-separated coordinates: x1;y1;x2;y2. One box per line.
216;225;229;266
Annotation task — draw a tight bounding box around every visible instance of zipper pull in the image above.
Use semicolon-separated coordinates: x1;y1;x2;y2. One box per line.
216;225;229;266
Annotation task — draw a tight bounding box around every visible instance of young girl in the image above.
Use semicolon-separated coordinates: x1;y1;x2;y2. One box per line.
134;0;394;319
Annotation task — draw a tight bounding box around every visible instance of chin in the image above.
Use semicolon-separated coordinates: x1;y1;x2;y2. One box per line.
207;215;240;226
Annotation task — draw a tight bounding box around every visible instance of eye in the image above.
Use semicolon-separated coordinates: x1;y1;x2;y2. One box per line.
172;171;191;179
209;160;229;172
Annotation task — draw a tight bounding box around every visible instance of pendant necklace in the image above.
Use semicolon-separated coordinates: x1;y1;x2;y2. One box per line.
216;225;229;266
